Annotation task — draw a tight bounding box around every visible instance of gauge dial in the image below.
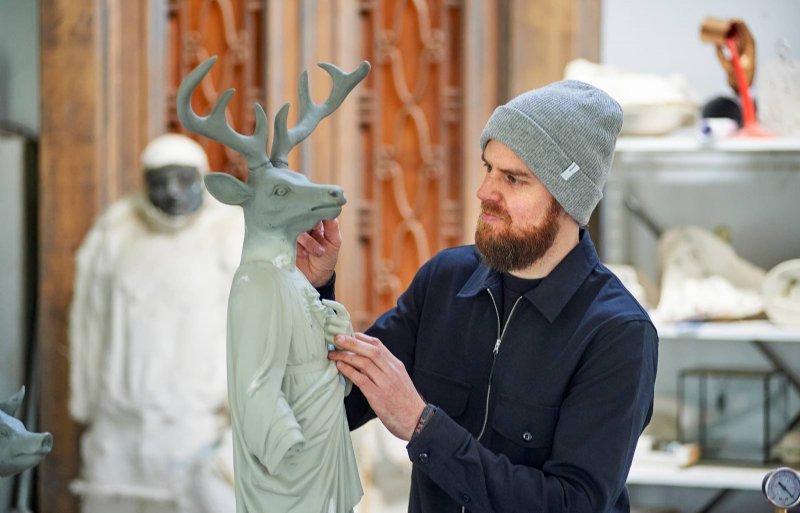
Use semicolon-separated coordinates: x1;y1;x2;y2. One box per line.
763;467;800;508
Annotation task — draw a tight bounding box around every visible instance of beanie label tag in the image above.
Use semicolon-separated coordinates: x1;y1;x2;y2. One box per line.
561;162;580;181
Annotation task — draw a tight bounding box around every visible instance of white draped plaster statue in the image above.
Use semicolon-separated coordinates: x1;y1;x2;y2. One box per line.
653;226;766;323
176;56;369;513
69;134;243;513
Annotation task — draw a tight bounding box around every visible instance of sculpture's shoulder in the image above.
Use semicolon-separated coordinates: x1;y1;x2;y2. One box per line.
231;262;296;300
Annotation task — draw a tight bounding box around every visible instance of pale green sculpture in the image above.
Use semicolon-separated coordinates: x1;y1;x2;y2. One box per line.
177;56;369;513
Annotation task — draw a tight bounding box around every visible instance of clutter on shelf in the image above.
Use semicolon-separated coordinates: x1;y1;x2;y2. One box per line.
678;368;788;464
652;227;766;323
763;259;800;328
563;59;698;136
700;17;772;137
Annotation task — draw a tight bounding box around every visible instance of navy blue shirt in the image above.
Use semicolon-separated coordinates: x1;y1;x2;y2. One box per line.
340;230;658;513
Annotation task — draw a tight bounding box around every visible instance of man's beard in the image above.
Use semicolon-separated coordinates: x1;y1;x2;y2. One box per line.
474;197;562;272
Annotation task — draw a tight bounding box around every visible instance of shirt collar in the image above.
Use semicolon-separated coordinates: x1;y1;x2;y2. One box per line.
457;229;599;323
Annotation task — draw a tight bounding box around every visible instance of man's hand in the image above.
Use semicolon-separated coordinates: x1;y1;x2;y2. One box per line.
296;219;341;288
328;333;426;441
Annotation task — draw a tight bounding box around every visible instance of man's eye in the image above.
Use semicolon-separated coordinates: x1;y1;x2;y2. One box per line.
483;163;492;173
507;175;518;184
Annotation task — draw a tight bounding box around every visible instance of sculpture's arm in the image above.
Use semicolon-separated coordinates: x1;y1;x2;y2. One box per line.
321;299;354;395
69;222;113;423
228;270;305;474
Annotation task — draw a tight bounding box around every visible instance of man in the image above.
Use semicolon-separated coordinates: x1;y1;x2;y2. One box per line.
70;134;242;513
299;80;658;513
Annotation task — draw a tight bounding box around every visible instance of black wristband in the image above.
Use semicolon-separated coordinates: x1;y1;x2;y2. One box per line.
410;403;438;442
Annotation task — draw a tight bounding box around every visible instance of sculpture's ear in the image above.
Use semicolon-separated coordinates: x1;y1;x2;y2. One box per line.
0;386;25;416
204;172;254;206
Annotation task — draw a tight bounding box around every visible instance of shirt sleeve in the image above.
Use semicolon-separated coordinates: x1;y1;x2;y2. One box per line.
315;272;336;301
405;319;658;513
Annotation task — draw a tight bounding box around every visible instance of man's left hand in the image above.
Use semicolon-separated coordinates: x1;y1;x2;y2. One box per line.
328;333;425;441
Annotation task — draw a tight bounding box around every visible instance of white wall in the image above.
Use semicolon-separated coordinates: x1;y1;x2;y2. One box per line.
0;0;40;132
601;0;800;104
0;2;39;511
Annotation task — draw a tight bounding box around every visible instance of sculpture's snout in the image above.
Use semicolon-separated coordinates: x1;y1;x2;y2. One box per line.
329;187;346;205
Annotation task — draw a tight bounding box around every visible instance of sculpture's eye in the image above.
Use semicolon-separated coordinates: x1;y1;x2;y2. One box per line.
273;185;289;197
0;429;8;439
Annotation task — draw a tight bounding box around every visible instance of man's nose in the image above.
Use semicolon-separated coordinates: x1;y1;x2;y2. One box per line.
476;174;498;202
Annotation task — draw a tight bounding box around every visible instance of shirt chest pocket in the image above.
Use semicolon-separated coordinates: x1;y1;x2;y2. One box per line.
413;368;471;420
491;393;559;466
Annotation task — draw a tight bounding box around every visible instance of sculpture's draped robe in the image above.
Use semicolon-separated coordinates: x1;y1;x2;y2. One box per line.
227;262;362;513
69;193;243;513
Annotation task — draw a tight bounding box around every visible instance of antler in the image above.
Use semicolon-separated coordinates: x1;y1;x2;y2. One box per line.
177;56;270;169
269;61;371;167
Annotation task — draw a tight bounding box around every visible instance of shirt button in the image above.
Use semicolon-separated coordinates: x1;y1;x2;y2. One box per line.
522;432;533;442
418;452;429;464
462;494;471;504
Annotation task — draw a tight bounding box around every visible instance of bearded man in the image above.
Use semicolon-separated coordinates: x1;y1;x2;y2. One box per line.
301;80;658;513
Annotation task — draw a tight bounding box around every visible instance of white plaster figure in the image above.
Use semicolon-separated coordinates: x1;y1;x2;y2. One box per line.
653;226;766;323
69;134;243;513
176;56;369;513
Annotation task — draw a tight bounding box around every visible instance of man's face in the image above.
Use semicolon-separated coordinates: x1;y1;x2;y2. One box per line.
474;140;566;272
145;165;203;216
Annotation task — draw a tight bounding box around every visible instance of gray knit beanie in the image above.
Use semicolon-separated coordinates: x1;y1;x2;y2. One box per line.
480;80;622;226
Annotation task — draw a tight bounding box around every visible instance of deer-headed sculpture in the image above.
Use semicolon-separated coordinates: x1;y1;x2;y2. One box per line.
177;56;369;513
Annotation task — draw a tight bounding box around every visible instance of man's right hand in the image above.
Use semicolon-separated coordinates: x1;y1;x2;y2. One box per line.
296;219;341;288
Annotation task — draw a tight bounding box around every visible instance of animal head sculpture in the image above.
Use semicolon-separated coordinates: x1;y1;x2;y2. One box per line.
177;57;370;263
0;387;53;477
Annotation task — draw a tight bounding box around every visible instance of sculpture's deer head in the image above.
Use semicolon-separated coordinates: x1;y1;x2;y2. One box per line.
177;56;370;265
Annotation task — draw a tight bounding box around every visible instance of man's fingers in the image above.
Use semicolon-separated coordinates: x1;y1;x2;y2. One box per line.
329;349;383;379
321;219;342;247
297;231;325;257
335;360;375;392
332;333;392;374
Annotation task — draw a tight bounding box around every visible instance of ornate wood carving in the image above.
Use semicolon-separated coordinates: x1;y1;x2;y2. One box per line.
166;0;265;179
359;0;464;319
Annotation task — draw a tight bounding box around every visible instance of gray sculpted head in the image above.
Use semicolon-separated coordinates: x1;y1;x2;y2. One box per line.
0;387;53;477
177;57;370;254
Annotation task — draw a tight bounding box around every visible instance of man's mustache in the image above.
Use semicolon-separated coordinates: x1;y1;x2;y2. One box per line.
480;200;510;221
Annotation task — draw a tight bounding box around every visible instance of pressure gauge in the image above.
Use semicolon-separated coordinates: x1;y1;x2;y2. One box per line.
763;467;800;509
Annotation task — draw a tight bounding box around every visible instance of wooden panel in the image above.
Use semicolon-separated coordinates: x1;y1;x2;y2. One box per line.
166;0;265;180
40;1;153;511
461;0;500;242
40;2;102;512
358;0;464;320
508;0;602;95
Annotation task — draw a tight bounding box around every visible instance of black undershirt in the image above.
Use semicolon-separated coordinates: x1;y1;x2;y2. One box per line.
501;273;543;331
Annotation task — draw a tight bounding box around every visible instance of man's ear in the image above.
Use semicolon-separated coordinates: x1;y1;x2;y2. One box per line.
204;172;254;205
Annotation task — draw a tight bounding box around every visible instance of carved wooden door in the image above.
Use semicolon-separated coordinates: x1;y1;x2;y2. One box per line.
166;0;265;179
357;0;464;324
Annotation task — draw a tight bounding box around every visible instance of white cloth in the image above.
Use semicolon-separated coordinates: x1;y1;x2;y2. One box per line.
69;192;243;513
